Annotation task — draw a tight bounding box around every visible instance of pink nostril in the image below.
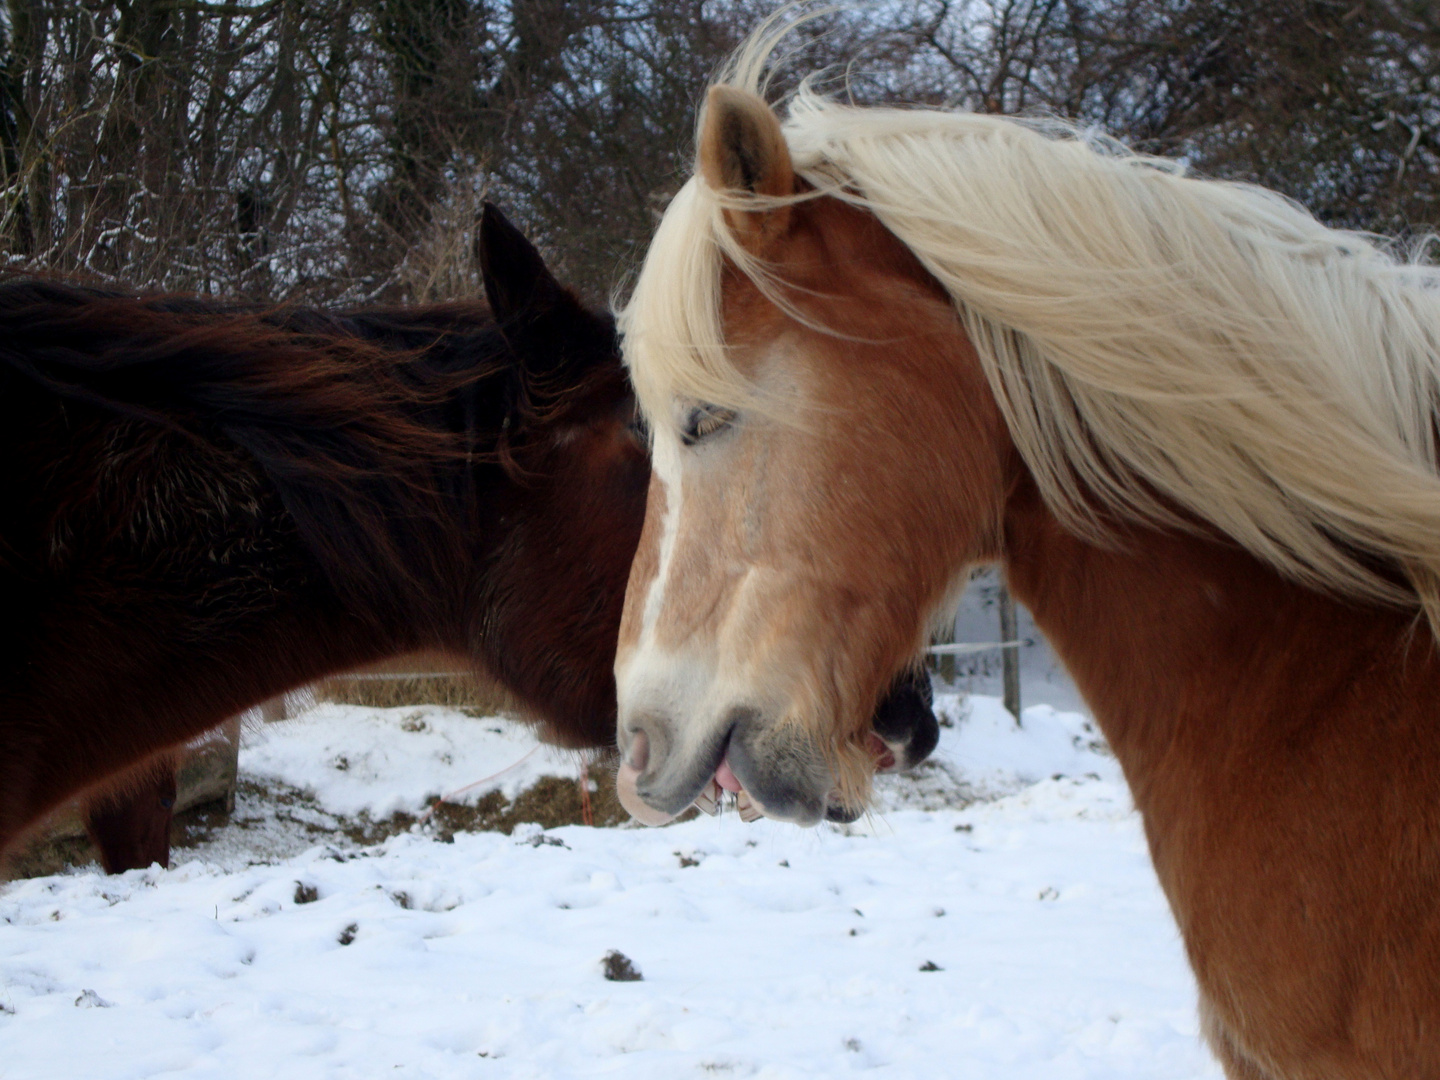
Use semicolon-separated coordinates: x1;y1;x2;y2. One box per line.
626;730;650;773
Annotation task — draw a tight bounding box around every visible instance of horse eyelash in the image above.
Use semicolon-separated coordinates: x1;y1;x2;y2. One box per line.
681;404;737;446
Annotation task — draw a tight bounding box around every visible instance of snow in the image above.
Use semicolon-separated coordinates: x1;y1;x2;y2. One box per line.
240;703;590;818
0;692;1220;1080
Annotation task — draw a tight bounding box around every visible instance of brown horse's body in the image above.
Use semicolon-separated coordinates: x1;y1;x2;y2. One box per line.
616;64;1440;1076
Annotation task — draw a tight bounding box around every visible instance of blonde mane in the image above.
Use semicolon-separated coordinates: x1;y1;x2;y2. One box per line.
619;18;1440;629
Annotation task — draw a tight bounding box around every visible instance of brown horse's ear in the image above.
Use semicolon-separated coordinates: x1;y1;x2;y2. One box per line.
698;85;793;251
477;202;565;326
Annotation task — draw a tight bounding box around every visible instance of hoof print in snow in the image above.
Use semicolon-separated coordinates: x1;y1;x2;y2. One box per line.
843;1038;862;1052
293;882;319;905
918;960;943;972
338;923;358;946
74;989;111;1008
601;950;642;982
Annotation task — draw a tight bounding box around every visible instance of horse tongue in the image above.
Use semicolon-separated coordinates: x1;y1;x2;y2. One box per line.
868;732;897;772
715;758;743;793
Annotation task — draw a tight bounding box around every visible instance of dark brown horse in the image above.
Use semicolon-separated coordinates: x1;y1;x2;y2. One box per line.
0;205;648;867
2;205;938;872
615;28;1440;1078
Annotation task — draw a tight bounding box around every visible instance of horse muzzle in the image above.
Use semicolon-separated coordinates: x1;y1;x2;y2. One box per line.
616;705;832;826
614;669;941;827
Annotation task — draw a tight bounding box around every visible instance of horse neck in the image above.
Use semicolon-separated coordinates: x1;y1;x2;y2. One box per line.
998;476;1431;815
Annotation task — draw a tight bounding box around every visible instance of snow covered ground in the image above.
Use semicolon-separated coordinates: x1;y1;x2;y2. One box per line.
0;687;1222;1079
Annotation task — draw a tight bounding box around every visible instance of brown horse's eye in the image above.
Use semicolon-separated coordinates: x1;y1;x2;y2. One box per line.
681;404;736;446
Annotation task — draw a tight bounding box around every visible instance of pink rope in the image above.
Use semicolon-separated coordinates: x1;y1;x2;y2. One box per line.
417;745;540;823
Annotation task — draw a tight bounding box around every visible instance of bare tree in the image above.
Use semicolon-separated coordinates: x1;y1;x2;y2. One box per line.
2;1;1433;303
904;0;1440;234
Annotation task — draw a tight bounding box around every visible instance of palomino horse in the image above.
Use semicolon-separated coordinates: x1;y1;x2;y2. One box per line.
1;204;939;871
613;31;1440;1080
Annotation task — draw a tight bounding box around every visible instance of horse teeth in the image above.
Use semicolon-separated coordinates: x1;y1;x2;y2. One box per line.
736;791;763;822
693;779;721;816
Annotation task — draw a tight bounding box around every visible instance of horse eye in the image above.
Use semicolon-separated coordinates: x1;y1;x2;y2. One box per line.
681;404;736;446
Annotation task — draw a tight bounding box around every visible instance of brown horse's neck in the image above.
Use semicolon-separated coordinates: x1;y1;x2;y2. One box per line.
999;476;1429;822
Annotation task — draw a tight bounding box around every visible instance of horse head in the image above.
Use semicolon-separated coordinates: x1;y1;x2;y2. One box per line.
614;89;1000;825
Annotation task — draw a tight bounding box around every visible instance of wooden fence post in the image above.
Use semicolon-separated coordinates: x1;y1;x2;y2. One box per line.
998;582;1021;725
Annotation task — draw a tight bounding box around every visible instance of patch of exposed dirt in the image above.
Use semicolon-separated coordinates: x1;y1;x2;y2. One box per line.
601;949;643;981
7;767;695;881
163;768;672;873
425;774;632;838
2;832;97;881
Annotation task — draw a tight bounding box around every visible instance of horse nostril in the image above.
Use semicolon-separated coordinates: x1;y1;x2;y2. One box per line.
626;729;650;772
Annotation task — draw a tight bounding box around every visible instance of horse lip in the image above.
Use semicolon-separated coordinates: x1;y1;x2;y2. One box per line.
724;718;828;826
869;732;899;772
619;709;841;827
616;758;676;826
620;716;737;824
825;800;864;824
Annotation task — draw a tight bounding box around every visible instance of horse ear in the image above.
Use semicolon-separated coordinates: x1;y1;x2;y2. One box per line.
698;85;794;251
477;202;565;326
477;202;612;390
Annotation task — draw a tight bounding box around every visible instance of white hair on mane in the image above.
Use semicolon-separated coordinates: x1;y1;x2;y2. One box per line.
619;13;1440;629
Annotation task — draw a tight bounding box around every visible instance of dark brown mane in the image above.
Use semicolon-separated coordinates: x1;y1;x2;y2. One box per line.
0;280;614;618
